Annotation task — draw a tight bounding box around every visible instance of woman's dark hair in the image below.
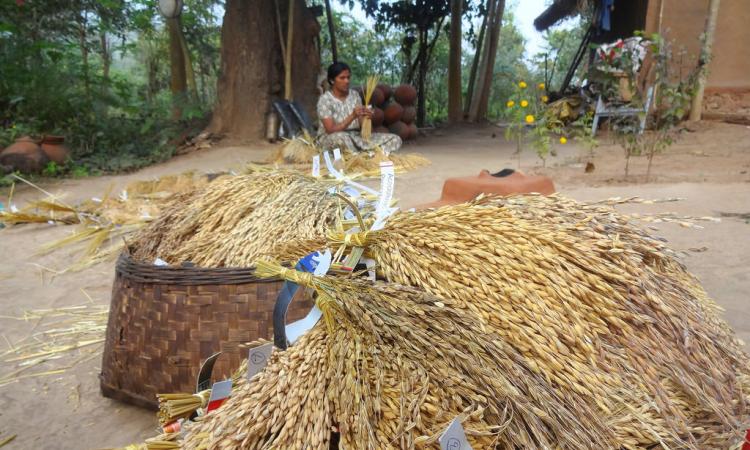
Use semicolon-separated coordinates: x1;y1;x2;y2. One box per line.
327;62;351;84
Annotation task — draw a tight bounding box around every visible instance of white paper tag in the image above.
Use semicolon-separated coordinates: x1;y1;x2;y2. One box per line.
153;257;169;266
206;380;232;412
247;343;273;380
439;417;473;450
323;151;344;180
343;208;356;220
333;148;342;161
375;161;395;218
91;197;102;203
312;155;321;178
119;190;128;201
9;204;19;213
311;249;332;276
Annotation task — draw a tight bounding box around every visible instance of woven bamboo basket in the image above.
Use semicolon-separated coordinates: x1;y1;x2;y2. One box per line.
100;253;312;409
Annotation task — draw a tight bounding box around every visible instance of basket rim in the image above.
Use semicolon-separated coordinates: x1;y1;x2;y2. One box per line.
116;252;282;285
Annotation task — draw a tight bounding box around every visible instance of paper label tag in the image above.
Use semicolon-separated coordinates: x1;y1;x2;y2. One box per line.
206;380;232;412
323;151;344;180
154;258;169;266
312;155;321;178
375;161;395;217
333;148;342;161
439;417;473;450
247;343;273;379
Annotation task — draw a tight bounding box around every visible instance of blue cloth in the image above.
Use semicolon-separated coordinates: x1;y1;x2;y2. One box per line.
601;0;614;31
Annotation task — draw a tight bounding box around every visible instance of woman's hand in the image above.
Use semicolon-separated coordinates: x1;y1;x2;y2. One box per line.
354;105;372;118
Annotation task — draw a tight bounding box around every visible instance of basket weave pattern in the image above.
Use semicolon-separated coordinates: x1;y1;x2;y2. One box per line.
100;254;312;409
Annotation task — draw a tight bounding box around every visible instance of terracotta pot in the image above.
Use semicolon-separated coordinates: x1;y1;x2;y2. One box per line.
371;107;385;127
40;135;70;164
406;123;418;140
387;121;409;140
377;84;392;102
0;136;49;173
383;102;404;125
402;106;417;124
394;84;417;106
369;87;385;107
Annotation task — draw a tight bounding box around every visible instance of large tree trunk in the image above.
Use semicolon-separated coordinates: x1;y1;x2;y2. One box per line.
167;17;187;119
689;0;721;121
209;0;321;140
468;0;504;122
447;0;462;124
324;0;338;63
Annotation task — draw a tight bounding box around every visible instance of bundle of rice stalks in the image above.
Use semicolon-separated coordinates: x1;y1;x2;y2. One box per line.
179;264;615;449
157;390;211;426
130;171;342;267
268;130;321;165
276;194;750;448
361;75;379;141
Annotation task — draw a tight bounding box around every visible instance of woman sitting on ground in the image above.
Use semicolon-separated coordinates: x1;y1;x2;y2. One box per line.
317;62;402;154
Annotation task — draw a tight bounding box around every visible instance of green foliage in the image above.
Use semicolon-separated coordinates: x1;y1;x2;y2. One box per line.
0;0;220;175
531;19;588;93
504;80;562;165
607;33;695;180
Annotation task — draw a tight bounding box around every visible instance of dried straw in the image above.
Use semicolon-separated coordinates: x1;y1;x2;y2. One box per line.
361;75;379;141
130;171;342;267
180;265;615;449
275;193;750;448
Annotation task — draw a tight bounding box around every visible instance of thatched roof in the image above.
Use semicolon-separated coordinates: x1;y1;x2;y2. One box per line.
534;0;592;31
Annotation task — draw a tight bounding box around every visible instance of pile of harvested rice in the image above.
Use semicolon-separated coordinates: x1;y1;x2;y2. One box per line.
268;194;750;448
130;171;343;267
120;194;749;449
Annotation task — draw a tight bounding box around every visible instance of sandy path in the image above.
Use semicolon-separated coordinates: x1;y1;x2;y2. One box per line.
0;122;748;449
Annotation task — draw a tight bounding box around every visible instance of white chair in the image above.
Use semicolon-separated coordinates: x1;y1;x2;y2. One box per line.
591;86;654;136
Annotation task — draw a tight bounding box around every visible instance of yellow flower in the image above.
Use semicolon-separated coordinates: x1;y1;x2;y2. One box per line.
541;95;549;103
506;100;515;108
538;83;545;90
520;100;529;107
559;136;567;144
525;114;535;124
518;81;527;88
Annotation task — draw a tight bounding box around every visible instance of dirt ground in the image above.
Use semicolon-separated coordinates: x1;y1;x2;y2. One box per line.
0;121;749;449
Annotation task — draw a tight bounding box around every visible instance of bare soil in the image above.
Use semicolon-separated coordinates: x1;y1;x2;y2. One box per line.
0;121;748;449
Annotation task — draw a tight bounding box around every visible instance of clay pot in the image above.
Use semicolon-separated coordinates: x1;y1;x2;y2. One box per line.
40;135;70;164
388;121;409;140
373;126;390;134
383;102;404;125
0;136;49;173
402;106;417;124
406;123;418;140
377;84;392;102
371;107;385;127
394;84;417;106
369;87;385;107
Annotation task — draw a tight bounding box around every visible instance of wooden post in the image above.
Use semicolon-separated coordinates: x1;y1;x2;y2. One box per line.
284;0;295;100
324;0;338;63
689;0;721;121
447;0;462;123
